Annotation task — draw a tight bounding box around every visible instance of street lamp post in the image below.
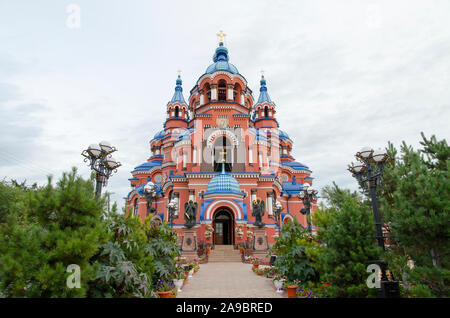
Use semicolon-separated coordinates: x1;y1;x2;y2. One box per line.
348;147;400;298
273;200;283;235
143;177;158;216
81;141;121;197
167;197;179;228
348;147;388;251
298;183;318;237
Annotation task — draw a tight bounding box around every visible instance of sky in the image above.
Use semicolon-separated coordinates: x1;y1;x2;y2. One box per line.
1;0;449;209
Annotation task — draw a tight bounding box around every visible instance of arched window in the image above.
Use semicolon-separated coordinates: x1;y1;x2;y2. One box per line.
264;106;269;117
175;106;179;118
213;136;232;172
133;198;138;216
218;80;227;101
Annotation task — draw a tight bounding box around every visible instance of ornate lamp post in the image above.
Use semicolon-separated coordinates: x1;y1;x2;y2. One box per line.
81;141;121;196
273;200;283;235
348;147;400;298
348;147;388;251
143;177;158;216
167;197;179;228
298;183;318;236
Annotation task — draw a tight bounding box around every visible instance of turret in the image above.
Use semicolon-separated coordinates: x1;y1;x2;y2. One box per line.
166;75;188;129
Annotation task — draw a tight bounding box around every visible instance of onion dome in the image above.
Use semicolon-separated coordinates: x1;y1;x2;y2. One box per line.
205;163;241;195
176;128;194;141
281;161;309;170
153;130;165;141
205;43;239;74
278;130;291;141
257;75;273;104
170;75;186;104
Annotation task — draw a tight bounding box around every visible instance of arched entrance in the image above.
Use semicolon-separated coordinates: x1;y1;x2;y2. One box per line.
213;209;234;245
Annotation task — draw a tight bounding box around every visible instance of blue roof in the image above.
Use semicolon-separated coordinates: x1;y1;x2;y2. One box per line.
205;43;239;74
177;128;194;141
249;128;268;141
133;161;162;171
170;75;186;104
257;75;272;104
278;130;291;140
205;163;241;195
282;177;306;194
282;161;309;170
152;130;165;141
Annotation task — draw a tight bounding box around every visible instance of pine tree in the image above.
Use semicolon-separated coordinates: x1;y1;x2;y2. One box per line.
379;133;449;297
0;168;109;297
314;183;380;297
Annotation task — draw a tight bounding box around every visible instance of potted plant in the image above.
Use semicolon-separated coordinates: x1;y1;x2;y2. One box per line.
156;279;175;298
284;279;300;298
273;275;285;293
173;267;185;293
251;258;260;270
169;288;177;298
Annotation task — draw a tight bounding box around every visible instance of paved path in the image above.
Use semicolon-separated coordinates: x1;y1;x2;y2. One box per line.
177;262;285;298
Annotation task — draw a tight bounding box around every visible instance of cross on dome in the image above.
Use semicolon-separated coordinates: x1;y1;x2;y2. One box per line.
216;30;227;45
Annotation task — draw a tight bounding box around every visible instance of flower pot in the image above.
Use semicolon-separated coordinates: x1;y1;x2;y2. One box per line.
157;291;171;298
188;269;194;278
174;279;183;292
252;264;259;270
286;285;298;298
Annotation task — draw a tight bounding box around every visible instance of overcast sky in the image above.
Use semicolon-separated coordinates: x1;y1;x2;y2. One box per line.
1;0;449;209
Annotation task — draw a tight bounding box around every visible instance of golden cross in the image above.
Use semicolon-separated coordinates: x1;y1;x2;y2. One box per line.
216;30;226;44
220;149;227;163
261;69;265;76
177;69;182;76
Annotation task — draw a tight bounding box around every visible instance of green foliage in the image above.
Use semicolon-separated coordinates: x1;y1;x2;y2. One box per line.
314;183;381;298
144;217;181;287
379;133;449;297
0;168;108;297
270;218;316;283
88;209;156;298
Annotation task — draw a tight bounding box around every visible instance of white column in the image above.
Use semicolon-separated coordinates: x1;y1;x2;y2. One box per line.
267;194;273;216
251;190;257;203
193;147;197;164
248;146;253;164
200;94;204;106
182;151;187;169
228;88;234;100
258;152;263;169
241;93;245;105
211;88;217;100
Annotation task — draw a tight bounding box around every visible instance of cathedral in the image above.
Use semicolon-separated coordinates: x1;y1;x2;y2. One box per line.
126;33;317;260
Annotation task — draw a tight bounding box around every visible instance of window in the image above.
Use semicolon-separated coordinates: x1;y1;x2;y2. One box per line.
133;198;138;216
218;80;227;101
264;106;269;117
175;106;179;118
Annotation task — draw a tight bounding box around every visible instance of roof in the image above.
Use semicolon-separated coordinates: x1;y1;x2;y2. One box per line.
205;43;239;74
133;160;162;171
249;127;268;141
134;182;163;196
282;177;306;194
205;163;241;195
170;75;186;104
152;130;165;141
281;161;309;170
278;130;291;141
256;75;273;104
177;128;195;141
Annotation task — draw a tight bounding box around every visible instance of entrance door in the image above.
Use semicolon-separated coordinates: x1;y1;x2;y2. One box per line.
213;210;234;245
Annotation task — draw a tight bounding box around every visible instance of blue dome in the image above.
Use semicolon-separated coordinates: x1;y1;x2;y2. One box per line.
206;165;241;195
249;128;268;141
153;130;165;140
177;128;194;141
205;43;239;74
278;130;290;140
282;161;309;170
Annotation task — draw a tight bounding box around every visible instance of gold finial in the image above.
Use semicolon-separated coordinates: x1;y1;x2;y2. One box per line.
177;69;182;76
216;30;227;44
261;69;265;76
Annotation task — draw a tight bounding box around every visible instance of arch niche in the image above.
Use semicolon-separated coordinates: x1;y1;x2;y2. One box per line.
213;208;235;245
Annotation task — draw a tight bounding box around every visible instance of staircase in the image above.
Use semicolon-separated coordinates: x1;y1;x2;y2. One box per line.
208;245;242;262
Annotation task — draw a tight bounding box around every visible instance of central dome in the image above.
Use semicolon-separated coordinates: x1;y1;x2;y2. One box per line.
206;164;241;194
205;43;239;74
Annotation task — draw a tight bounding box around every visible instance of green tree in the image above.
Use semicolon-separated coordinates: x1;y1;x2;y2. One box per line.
0;168;108;297
314;183;380;297
379;133;450;297
270;218;316;283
